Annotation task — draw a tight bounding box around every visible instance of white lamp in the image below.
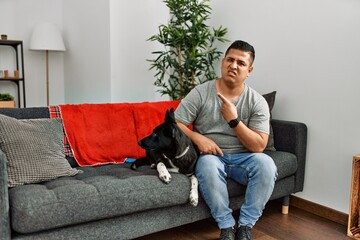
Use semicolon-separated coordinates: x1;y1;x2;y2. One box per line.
30;22;66;106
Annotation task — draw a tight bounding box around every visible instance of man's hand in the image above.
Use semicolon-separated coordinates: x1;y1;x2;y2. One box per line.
191;133;224;156
176;121;224;157
217;93;238;122
217;93;269;152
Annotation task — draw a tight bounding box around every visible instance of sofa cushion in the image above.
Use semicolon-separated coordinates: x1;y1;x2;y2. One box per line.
226;151;297;198
9;164;191;234
9;151;298;234
0;115;81;187
262;91;277;151
265;151;298;180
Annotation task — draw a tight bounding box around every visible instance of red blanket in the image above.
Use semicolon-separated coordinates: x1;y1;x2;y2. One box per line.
132;100;180;141
59;103;139;166
58;101;180;166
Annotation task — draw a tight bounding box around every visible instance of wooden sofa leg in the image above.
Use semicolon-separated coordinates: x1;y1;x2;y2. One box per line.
282;195;290;215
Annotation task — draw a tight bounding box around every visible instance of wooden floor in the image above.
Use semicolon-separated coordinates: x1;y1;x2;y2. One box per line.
136;200;351;240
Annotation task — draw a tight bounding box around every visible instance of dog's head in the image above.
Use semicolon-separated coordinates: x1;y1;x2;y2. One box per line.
138;108;178;151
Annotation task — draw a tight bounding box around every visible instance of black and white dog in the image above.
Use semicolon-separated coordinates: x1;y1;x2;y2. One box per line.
131;108;199;206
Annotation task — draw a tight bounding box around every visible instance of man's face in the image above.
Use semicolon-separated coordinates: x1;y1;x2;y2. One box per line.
221;49;253;87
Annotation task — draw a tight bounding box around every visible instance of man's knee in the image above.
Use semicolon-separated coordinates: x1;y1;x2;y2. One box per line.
253;153;277;180
195;155;224;178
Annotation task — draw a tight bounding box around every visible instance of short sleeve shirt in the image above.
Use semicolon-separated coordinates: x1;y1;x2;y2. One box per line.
175;80;270;154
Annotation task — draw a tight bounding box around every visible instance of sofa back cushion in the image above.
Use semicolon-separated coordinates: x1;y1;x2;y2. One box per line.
0;107;49;119
262;91;277;151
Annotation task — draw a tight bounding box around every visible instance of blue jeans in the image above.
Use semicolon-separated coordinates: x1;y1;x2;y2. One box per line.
195;153;277;229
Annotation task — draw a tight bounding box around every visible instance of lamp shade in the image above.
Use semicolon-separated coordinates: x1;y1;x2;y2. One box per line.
30;22;66;51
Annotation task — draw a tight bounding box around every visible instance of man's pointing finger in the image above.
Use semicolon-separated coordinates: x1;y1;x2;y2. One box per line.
217;93;228;103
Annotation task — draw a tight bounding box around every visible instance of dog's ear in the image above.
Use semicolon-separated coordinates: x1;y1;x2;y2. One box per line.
165;108;176;124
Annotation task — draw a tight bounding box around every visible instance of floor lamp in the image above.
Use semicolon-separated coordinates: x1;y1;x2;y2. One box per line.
30;22;66;106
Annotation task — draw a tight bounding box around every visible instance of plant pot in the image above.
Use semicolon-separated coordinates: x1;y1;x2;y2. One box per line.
0;101;15;108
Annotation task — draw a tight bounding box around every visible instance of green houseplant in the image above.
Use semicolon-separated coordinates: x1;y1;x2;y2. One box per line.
0;93;14;101
0;93;15;108
148;0;228;100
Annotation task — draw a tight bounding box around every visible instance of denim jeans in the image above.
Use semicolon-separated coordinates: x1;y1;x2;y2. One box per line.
195;153;277;229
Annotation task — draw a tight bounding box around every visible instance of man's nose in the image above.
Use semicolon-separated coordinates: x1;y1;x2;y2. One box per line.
230;62;237;69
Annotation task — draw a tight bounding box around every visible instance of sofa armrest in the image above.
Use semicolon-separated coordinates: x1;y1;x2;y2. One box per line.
0;150;10;240
271;119;308;193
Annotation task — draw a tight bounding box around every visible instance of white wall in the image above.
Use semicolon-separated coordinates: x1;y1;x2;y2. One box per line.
63;0;111;104
0;0;359;214
210;0;360;213
109;0;168;102
0;0;65;107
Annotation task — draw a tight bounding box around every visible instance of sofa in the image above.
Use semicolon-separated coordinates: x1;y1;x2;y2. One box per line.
0;100;307;240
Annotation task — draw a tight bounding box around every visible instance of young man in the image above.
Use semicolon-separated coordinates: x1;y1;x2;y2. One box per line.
175;40;278;240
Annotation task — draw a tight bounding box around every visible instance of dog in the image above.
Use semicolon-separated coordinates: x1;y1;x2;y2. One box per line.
130;108;199;207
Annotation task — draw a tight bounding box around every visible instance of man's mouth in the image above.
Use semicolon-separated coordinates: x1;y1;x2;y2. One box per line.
228;70;236;76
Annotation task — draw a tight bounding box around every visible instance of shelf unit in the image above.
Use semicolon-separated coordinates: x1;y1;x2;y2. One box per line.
348;155;360;238
0;40;26;107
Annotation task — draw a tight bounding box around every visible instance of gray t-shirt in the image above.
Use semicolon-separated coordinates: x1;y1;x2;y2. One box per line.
175;80;270;154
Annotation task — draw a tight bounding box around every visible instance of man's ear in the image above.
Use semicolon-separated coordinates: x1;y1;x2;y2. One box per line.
247;66;254;77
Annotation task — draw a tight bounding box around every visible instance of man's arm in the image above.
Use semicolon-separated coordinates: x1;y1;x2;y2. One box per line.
176;121;224;156
217;93;268;153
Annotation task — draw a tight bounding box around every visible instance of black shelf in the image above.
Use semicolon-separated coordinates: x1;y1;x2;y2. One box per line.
0;40;26;107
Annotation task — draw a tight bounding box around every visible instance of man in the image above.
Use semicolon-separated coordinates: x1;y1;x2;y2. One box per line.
175;40;278;240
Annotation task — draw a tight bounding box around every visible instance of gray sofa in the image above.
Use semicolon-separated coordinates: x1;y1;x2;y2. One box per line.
0;105;307;240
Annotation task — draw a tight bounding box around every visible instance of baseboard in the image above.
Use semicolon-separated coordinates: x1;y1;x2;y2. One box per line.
289;195;348;226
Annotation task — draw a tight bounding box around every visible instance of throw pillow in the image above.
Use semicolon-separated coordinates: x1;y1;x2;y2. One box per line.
0;114;82;187
262;91;277;151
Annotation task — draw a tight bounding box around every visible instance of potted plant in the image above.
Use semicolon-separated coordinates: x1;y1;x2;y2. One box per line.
148;0;229;100
0;93;15;108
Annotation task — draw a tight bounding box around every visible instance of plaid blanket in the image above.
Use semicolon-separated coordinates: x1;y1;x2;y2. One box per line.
48;106;73;157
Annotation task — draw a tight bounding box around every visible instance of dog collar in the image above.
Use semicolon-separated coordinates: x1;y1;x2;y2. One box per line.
162;146;190;160
175;146;190;159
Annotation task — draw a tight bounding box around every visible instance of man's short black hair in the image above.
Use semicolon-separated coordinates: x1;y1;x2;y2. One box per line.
225;40;255;65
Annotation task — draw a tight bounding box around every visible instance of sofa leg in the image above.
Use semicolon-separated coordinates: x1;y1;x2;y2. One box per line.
282;195;290;214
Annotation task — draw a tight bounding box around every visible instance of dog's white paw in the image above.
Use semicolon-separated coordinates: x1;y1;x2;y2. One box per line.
157;162;172;184
189;190;198;207
159;171;172;184
189;175;199;207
